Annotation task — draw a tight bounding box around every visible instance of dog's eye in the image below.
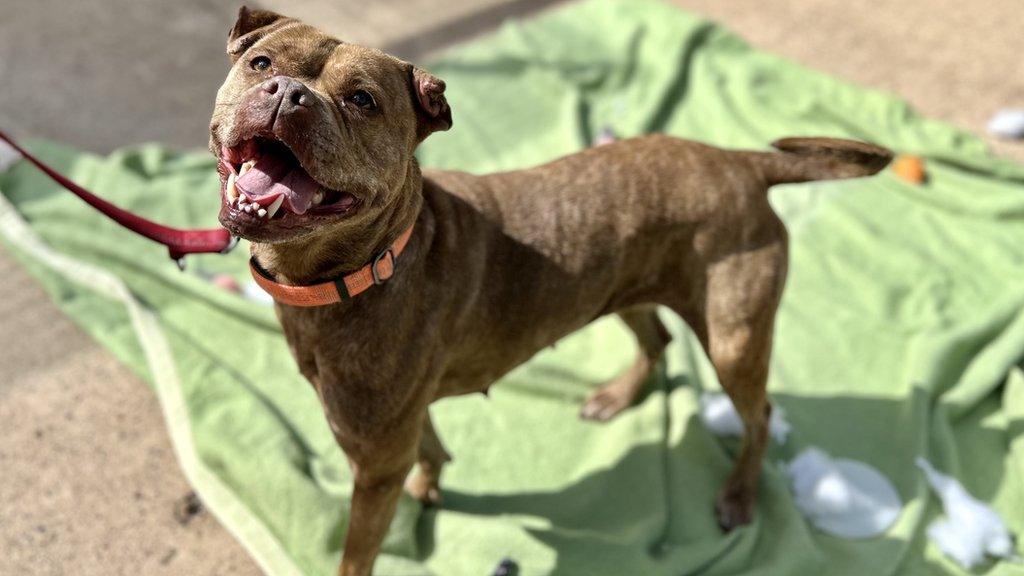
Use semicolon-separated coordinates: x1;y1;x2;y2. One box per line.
250;56;271;72
347;90;376;110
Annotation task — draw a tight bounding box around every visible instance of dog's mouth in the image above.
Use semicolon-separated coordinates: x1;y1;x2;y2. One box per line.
218;137;359;232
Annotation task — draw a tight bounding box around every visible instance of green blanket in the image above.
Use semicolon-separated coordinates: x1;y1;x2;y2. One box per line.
2;1;1023;574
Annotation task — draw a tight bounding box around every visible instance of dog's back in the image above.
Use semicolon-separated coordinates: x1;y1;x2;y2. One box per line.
420;134;891;397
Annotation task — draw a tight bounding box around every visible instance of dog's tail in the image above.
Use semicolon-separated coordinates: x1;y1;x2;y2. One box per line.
754;137;893;186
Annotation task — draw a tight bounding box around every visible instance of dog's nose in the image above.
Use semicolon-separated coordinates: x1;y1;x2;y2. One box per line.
261;76;313;113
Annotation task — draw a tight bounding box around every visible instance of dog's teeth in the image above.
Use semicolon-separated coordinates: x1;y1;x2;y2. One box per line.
267;196;284;219
239;160;255;177
226;172;238;202
244;204;253;213
313;191;323;205
257;208;267;218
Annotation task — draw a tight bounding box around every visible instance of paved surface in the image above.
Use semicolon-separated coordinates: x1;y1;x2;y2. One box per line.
1;1;1021;574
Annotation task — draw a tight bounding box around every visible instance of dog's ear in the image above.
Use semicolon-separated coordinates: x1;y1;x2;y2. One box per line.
226;6;290;62
408;66;453;141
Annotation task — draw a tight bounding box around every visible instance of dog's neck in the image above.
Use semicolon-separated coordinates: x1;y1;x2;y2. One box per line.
250;162;424;286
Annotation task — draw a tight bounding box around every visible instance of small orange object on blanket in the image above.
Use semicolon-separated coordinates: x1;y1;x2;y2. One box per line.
893;154;926;184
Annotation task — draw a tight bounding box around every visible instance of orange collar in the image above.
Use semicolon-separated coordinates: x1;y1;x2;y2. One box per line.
249;224;415;307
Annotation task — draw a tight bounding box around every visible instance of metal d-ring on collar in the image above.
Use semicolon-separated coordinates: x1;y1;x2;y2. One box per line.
371;248;395;285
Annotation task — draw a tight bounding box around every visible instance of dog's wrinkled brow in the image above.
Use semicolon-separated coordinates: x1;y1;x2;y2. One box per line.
294;37;344;79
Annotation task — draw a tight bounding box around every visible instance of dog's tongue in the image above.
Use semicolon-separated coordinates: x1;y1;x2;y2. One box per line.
234;153;320;214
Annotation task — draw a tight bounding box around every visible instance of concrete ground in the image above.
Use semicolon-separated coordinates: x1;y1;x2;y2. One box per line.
1;1;1021;574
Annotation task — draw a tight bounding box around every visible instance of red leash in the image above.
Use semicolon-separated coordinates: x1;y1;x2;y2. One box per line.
0;130;236;269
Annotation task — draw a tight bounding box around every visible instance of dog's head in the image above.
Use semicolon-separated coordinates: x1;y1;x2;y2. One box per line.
209;7;451;244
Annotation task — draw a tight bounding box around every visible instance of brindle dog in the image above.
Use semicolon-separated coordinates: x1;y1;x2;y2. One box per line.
209;7;892;575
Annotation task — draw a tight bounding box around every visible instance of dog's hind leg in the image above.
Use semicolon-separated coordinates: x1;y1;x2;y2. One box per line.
404;413;451;506
580;305;672;422
702;239;786;531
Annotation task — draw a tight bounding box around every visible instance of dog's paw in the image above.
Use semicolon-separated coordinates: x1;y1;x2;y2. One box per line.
714;489;755;531
404;472;443;507
580;387;633;422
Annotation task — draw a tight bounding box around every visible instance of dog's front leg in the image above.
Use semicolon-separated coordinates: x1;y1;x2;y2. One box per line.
337;418;421;576
340;468;409;576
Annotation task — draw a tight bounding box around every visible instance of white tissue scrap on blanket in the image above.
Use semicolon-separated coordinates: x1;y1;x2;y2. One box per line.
784;447;903;539
0;139;22;172
986;109;1024;139
698;392;791;444
916;457;1019;569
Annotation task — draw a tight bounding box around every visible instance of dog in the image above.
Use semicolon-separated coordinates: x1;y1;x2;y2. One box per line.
209;7;892;575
